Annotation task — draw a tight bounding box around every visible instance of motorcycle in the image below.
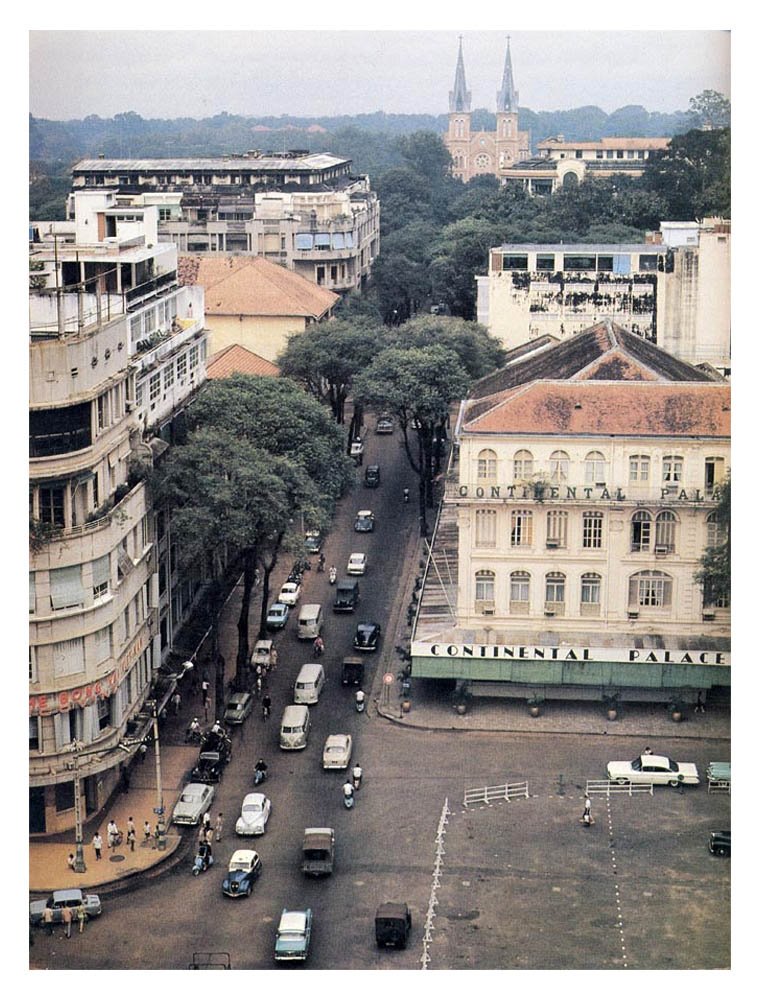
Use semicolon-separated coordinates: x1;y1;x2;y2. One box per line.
403;488;410;503
352;765;363;789
328;566;337;585
185;721;202;744
317;555;326;573
192;844;214;876
253;761;268;786
355;690;366;713
313;637;325;658
343;783;355;809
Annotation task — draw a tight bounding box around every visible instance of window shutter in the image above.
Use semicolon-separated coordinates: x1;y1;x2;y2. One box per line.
50;566;86;611
92;554;110;593
53;637;85;677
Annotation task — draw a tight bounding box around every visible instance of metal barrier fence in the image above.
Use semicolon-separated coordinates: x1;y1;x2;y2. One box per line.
708;779;731;795
586;780;654;796
463;781;529;807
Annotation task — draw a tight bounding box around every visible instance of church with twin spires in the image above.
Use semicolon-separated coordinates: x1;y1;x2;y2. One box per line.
444;36;531;183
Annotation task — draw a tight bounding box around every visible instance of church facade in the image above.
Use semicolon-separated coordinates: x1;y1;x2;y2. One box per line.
444;37;531;184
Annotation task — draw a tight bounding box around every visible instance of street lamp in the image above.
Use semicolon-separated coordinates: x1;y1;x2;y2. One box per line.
68;739;87;873
145;700;166;850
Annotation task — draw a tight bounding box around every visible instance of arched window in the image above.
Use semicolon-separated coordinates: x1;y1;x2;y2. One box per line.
629;571;673;608
545;573;566;613
513;449;534;480
662;455;683;486
549;450;570;483
475;508;497;548
546;510;568;548
582;511;603;549
631;510;652;552
475;570;495;603
706;511;728;548
477;449;497;481
629;454;650;483
585;451;607;485
655;511;678;553
510;571;530;609
580;573;602;612
510;509;533;547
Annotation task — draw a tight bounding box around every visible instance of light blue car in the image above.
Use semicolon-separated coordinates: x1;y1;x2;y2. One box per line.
274;908;313;961
266;602;290;630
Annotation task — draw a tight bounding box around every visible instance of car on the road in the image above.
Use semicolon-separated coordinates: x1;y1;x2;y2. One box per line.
223;691;254;726
235;793;272;836
364;464;381;488
274;908;313;962
353;621;381;651
191;750;227;784
708;830;731;857
304;531;323;554
350;439;364;458
172;782;215;826
375;415;394;434
199;729;232;761
606;753;700;786
30;888;102;926
354;509;375;533
266;602;290;630
222;849;263;898
375;902;412;949
277;581;302;606
347;552;367;575
250;639;274;670
322;733;352;770
301;827;335;877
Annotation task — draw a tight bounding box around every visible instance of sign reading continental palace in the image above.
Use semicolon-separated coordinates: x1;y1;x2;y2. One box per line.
411;642;729;666
456;484;710;502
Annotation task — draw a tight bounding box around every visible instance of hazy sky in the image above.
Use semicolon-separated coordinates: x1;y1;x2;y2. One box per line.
28;28;730;121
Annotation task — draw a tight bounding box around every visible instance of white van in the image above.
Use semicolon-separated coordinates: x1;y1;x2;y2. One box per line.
294;663;325;705
279;704;311;750
297;603;324;640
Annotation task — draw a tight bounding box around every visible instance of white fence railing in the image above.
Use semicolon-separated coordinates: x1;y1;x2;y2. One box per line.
586;780;654;796
421;798;450;971
463;781;529;807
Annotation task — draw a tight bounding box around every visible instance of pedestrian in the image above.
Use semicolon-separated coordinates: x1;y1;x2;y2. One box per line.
92;831;102;860
76;902;87;934
127;816;136;838
313;635;324;657
255;674;263;696
153;822;161;846
202;810;211;831
205;827;213;847
262;694;271;720
67;852;76;871
215;812;223;842
127;828;136;852
172;690;181;716
62;904;73;939
107;818;120;849
43;905;54;936
643;746;653;757
695;691;706;713
581;796;594;826
143;820;152;841
270;648;278;671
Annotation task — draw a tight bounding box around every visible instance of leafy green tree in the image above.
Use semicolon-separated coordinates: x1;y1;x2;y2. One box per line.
688;90;731;129
396;131;452;186
643;128;730;219
429;217;502;318
392;315;506;381
695;475;730;607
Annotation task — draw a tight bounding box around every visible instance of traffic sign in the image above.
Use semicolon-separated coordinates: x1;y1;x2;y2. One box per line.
383;673;394;685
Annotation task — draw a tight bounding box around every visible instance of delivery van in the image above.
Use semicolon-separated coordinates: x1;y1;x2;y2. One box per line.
297;603;324;639
279;704;311;750
294;663;325;705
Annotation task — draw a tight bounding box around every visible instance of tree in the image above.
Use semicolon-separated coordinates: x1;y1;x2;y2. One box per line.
396;131;452;186
642;128;730;219
353;346;470;536
429;217;502;318
695;475;730;607
392;316;506;381
688;90;731;130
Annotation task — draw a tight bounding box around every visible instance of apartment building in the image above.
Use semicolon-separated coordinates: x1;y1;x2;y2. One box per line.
29;191;208;834
70;151;381;294
477;219;731;375
411;323;730;707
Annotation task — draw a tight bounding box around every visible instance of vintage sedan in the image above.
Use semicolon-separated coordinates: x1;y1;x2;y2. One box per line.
347;552;367;575
322;734;352;770
364;465;381;488
222;849;262;898
172;782;215;826
304;531;323;554
375;415;394;434
251;639;274;670
353;621;381;652
277;581;302;606
354;509;375;533
223;691;254;726
708;830;731;857
235;792;272;836
191;751;227;784
606;753;700;786
274;908;313;962
30;888;102;926
266;602;290;630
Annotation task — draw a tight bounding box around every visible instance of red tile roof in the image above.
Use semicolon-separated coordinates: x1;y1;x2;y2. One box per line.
206;344;280;379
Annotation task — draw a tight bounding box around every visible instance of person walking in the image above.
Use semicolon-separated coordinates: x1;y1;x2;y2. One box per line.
695;691;706;713
43;905;54;936
215;812;224;843
262;694;271;720
66;852;76;871
76;902;87;934
143;820;152;842
581;796;594;826
107;819;120;849
270;648;278;671
126;827;136;852
92;831;103;860
127;816;136;839
171;690;181;716
62;904;73;939
202;811;211;832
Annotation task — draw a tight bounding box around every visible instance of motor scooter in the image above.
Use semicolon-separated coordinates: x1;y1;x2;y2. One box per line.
352;765;363;789
355;690;366;713
253;760;268;786
192;844;214;876
343;783;355;809
328;566;337;585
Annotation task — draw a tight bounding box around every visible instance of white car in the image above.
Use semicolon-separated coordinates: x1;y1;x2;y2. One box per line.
278;581;302;606
347;552;367;575
172;782;215;826
606;753;700;787
322;734;352;770
235;792;272;835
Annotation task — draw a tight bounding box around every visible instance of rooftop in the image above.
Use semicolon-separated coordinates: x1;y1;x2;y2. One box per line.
73;153;350;173
206;344;280;379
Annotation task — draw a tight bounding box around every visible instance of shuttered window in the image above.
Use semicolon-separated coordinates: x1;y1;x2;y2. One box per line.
53;637;85;677
92;555;110;600
50;565;86;611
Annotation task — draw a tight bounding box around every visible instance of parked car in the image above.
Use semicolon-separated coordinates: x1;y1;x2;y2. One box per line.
350;439;364;458
353;621;381;652
606;753;700;786
301;828;335;877
278;581;302;606
375;415;394;434
304;531;323;554
222;849;262;898
274;908;313;962
172;783;215;826
375;902;412;949
347;552;367;575
235;792;272;836
322;734;352;770
708;830;731;857
30;888;102;926
266;602;290;630
223;691;254;726
191;750;227;784
354;509;375;533
251;639;274;670
199;729;232;761
364;464;381;488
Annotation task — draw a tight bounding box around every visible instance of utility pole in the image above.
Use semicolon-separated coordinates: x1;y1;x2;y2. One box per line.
68;739;87;873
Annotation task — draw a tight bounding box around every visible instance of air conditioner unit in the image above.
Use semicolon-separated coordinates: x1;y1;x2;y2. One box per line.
543;604;555;616
475;600;495;615
627;610;639;619
702;610;716;621
546;539;559;548
654;545;669;555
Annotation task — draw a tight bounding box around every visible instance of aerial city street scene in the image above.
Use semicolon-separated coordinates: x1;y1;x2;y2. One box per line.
28;24;731;977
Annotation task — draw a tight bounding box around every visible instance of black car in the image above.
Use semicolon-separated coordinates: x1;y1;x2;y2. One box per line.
200;730;232;761
364;465;381;487
304;532;322;554
191;751;227;784
708;830;731;857
353;621;381;652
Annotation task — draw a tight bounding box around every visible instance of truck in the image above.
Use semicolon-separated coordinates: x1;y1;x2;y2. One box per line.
301;827;335;876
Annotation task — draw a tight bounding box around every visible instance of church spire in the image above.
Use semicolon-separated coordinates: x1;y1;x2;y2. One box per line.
496;36;519;113
449;35;471;113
